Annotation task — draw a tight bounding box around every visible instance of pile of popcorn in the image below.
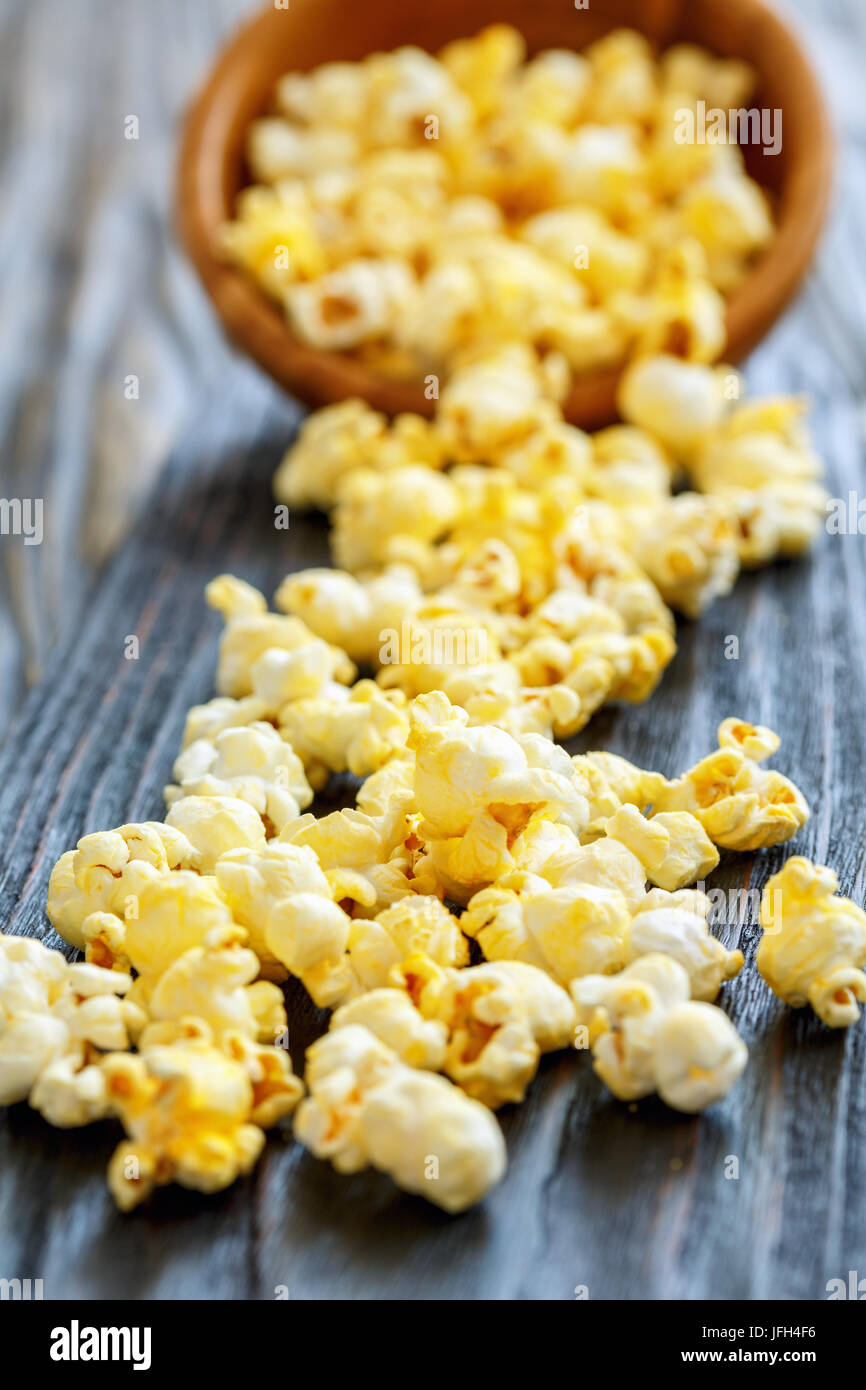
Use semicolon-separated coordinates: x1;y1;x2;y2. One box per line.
0;26;850;1216
0;333;857;1218
220;26;776;391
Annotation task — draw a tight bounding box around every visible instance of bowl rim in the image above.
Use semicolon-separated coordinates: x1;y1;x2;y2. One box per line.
177;0;835;430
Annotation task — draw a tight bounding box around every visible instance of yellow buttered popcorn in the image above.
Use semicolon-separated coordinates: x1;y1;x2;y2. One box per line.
294;1024;506;1212
655;719;810;851
102;1021;301;1210
462;871;632;987
571;953;747;1112
331;465;460;574
164;795;267;873
602;803;720;892
397;953;576;1108
81;871;235;1005
142;925;286;1048
342;895;469;1000
165;722;313;835
180;694;271;748
281;781;419;917
618;353;732;458
275;565;425;666
0;934;144;1128
622;493;740;619
218;183;327;293
435;344;561;463
406;692;591;900
47;820;199;952
205;573;355;698
329;988;449;1071
512;822;648;910
277;680;410;788
220;26;775;395
757;858;866;1027
627;900;743;1002
618;356;827;570
286;257;416;352
214;840;350;998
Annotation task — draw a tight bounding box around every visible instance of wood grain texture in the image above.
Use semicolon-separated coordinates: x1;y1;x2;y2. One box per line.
1;0;865;1301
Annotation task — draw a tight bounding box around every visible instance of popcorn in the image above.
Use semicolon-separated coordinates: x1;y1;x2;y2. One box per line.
397;953;576;1107
165;722;313;835
436;345;560;462
275;406;445;513
514;826;648;911
757;858;866;1027
143;925;287;1047
280;791;418;916
627;903;743;1002
294;1025;506;1212
84;871;236;1004
406;692;591;899
521;206;649;299
461;872;632;986
221;27;775;393
286;257;415;351
277;680;410;786
623;493;739;619
331;466;459;573
602;804;720;892
181;695;271;748
205;574;354;698
47;821;199;951
214;841;350;997
0;934;143;1127
330;988;448;1070
164;795;267;873
342;895;469;998
655;719;810;851
571;953;747;1111
275;566;424;665
102;1023;300;1210
618;354;731;458
218;183;326;294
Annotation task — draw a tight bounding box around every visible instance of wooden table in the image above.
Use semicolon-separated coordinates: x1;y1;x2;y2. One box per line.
1;0;865;1300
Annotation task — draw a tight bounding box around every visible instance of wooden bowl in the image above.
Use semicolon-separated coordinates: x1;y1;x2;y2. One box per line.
177;0;833;429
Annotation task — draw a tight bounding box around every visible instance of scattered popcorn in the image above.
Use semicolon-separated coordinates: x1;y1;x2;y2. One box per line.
103;1022;301;1210
165;722;313;835
571;953;747;1111
655;719;810;851
277;680;410;786
406;692;592;900
32;47;839;1222
462;872;632;986
82;871;236;1006
330;987;449;1070
142;924;287;1047
757;858;866;1027
397;953;576;1107
602;804;720;892
0;934;143;1127
214;841;351;1001
343;895;470;998
294;1024;506;1212
205;574;354;698
280;792;419;916
47;821;199;951
164;795;267;872
627;903;743;1002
